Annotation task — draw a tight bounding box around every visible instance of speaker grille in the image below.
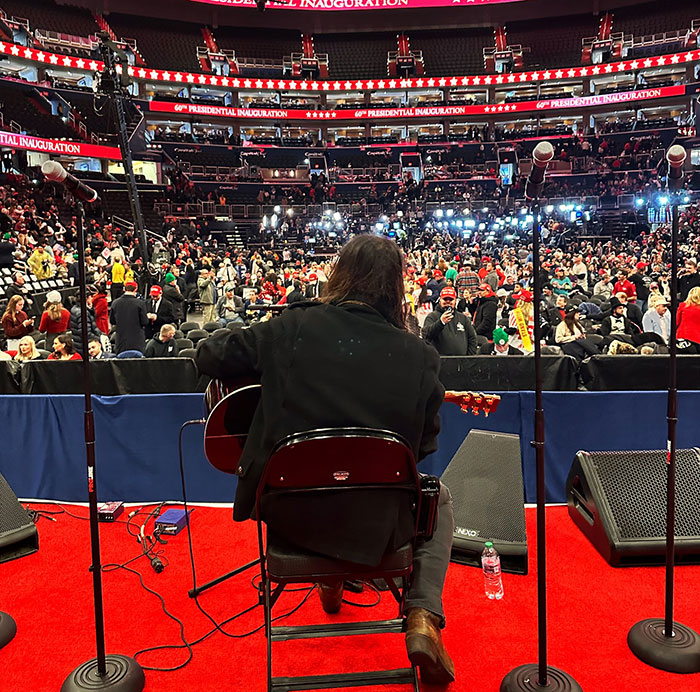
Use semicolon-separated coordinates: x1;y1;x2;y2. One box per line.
442;430;526;543
0;472;38;562
589;449;700;540
0;477;33;534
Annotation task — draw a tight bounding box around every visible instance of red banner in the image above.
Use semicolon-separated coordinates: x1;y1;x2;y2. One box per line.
191;0;523;9
149;85;686;122
0;131;121;159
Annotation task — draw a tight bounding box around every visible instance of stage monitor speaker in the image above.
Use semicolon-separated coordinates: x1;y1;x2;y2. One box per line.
0;473;38;563
441;429;527;574
567;449;700;567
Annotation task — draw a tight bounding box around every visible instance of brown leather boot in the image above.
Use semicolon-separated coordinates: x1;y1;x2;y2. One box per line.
316;581;343;614
405;607;456;684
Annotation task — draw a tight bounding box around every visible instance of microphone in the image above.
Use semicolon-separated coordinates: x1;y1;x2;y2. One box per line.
666;145;687;191
41;160;99;203
525;141;554;200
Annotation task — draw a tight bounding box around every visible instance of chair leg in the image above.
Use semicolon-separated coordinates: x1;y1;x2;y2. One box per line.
263;576;273;692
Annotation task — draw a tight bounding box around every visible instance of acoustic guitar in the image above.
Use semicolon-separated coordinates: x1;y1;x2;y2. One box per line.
203;380;500;475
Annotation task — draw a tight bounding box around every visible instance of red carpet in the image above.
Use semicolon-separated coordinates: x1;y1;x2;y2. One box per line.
3;503;700;691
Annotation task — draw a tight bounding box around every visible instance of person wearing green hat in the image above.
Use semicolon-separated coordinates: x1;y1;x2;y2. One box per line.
478;327;523;355
163;270;186;325
0;231;14;269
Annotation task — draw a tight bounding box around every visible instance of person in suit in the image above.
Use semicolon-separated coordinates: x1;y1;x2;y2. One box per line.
196;235;455;685
145;285;175;340
110;281;148;354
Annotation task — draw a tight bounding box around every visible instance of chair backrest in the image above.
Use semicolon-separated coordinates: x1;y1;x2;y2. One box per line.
180;321;199;332
178;348;197;358
202;321;221;332
176;338;194;350
256;427;419;509
187;329;208;342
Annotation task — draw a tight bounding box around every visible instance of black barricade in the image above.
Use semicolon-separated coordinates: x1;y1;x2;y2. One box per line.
20;358;208;395
439;355;579;392
580;355;700;391
0;360;21;394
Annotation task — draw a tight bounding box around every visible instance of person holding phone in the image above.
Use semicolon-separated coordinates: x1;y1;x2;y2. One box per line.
421;285;478;355
1;295;34;350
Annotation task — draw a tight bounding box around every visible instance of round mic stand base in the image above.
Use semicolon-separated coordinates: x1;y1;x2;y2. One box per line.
0;611;17;649
61;655;145;692
628;619;700;674
501;664;583;691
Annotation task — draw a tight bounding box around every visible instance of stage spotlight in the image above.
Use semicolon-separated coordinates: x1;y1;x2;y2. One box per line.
333;211;341;221
286;208;294;217
434;209;444;218
635;198;645;207
659;196;669;205
546;205;554;213
375;222;384;232
446;209;454;217
274;205;281;214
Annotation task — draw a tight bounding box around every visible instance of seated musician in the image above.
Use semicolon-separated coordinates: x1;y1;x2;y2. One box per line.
195;234;455;684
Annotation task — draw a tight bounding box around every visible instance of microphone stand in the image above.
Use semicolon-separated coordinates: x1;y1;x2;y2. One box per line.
501;193;582;692
627;188;700;673
61;202;145;692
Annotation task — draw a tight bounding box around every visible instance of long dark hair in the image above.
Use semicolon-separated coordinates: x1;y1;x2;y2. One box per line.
563;310;582;333
322;235;406;329
55;333;76;355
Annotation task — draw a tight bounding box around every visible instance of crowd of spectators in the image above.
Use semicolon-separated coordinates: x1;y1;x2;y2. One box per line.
1;170;699;374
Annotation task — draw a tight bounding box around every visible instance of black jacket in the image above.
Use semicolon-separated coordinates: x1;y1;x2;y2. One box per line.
600;314;639;337
473;295;498;337
679;272;700;301
0;240;14;268
144;335;180;358
195;301;443;565
421;305;478;356
110;293;149;354
144;296;175;339
69;304;100;356
163;283;186;322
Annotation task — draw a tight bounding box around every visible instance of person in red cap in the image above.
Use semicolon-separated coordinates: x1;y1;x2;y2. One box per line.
628;262;649;311
422;285;477;356
473;283;499;338
109;280;149;354
145;283;175;340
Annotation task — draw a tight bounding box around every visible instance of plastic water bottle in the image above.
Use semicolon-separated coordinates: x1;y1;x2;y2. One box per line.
481;542;504;600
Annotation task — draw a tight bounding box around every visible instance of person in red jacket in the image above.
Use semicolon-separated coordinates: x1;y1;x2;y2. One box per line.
47;334;82;361
39;290;70;337
89;285;110;334
1;295;34;349
677;286;700;353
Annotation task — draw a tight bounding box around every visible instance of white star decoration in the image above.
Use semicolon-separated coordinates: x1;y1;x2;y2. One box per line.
1;40;698;102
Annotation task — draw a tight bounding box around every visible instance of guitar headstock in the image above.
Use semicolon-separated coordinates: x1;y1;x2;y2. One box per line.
444;390;501;417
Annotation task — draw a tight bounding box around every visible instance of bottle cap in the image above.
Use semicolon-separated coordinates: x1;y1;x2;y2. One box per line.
485;541;493;548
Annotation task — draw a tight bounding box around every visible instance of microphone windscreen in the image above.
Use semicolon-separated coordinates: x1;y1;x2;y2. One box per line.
532;141;554;167
666;145;687;169
41;160;68;183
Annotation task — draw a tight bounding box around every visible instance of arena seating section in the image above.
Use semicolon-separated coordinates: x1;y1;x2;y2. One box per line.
410;28;493;76
213;26;301;64
314;32;397;80
0;0;97;39
104;13;203;73
506;15;597;69
613;0;700;38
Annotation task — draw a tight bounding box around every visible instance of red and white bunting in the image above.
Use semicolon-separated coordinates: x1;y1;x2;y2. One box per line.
1;39;698;94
